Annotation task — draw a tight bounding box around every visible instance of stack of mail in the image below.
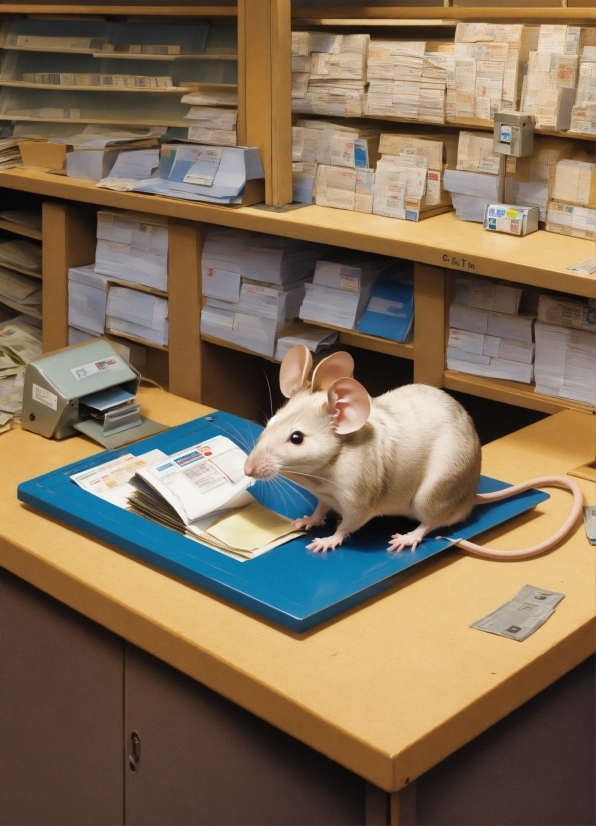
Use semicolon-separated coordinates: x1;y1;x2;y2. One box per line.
534;320;596;405
181;86;238;108
182;105;237;146
364;40;448;123
450;23;539;121
373;133;456;221
521;25;587;131
537;293;596;334
133;144;264;205
315;165;374;213
60;128;161;181
292;119;380;204
94;210;168;291
569;41;596;135
356;268;414;342
274;324;339;362
106;285;168;346
0;237;42;274
0;316;42;426
292;31;369;117
443;131;501;221
547;158;596;240
447;278;536;384
68;264;110;336
0;266;42;320
96;148;160;189
299;254;392;330
0;138;23;169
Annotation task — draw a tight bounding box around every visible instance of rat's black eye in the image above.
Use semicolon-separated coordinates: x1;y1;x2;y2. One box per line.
289;431;304;445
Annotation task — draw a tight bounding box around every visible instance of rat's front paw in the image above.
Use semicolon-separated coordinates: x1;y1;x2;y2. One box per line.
307;532;345;553
293;514;326;531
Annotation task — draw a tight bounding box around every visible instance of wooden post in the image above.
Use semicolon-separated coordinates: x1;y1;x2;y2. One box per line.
41;201;96;354
413;262;446;387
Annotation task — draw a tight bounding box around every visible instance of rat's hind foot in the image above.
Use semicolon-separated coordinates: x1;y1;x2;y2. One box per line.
388;524;430;553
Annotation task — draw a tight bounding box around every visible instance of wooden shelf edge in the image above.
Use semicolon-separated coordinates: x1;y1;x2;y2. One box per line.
443;370;595;415
200;332;279;362
0;218;41;240
105;327;168;351
0;6;238;16
303;318;414;360
291;6;596;22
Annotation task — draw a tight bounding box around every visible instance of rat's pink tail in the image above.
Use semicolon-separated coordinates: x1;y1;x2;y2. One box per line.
453;476;584;560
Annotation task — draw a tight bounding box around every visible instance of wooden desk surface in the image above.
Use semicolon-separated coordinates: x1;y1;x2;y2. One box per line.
0;385;594;792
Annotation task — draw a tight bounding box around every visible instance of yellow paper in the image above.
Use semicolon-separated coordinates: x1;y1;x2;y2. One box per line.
208;501;299;552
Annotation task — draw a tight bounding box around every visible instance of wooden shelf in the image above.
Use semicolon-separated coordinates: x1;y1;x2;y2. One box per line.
0;169;593;298
304;319;414;360
0;259;41;278
0;297;41;318
0;218;41;240
105;326;168;351
200;331;279;362
0;116;189;127
443;370;595;415
0;6;238;17
0;81;193;93
292;6;596;23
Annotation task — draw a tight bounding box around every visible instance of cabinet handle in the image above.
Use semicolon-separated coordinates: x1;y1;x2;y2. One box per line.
129;731;141;773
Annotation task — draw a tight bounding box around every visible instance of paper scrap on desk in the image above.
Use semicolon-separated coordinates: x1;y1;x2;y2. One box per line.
471;585;565;641
566;258;596;275
206;501;303;552
583;506;596;546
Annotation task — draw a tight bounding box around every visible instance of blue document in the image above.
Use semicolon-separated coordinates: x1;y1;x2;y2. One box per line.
18;412;549;632
357;278;414;342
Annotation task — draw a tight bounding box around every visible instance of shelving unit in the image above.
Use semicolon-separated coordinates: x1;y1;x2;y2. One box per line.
0;1;591;423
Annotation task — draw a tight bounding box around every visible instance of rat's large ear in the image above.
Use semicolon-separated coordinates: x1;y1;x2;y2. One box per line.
327;377;370;434
311;351;354;391
279;344;313;398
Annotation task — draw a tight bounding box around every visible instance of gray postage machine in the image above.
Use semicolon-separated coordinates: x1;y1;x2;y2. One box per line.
22;339;165;447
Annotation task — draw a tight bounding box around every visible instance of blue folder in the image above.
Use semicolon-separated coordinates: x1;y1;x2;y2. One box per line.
17;411;549;632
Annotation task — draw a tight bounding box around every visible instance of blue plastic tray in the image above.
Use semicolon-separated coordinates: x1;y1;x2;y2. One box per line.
17;411;549;631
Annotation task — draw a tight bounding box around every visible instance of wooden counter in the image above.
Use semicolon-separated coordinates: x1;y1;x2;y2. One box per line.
0;385;594;794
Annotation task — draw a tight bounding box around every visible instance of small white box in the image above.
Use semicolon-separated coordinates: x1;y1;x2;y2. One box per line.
483;204;539;236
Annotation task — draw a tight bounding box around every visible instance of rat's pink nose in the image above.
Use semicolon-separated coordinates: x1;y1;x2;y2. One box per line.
244;457;256;477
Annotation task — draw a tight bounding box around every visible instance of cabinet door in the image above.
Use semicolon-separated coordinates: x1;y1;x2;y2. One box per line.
0;567;124;826
124;643;365;825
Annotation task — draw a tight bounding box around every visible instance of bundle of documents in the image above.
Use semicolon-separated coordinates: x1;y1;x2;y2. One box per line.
23;72;174;89
292;31;369;117
292;119;380;169
292;161;317;204
66;147;122;180
106;285;168;346
96;148;161;190
200;304;279;358
552;159;596;208
451;23;539;121
68;264;110;335
94;210;168;291
315;164;374;213
0;237;42;274
364;40;448;123
180;86;238;108
0;266;42;319
372;133;454;221
132;144;265;206
299;254;391;330
546;201;596;241
183;106;237;146
537;293;596;334
447;280;536;384
520;25;585;131
569;43;596;134
0;316;42;427
534;321;596;405
72;435;303;559
202;227;319;289
206;279;308;329
356;272;414;343
443;168;500;222
457;132;500;175
0;138;22;169
49;126;164;150
274;324;339;362
505;135;578;221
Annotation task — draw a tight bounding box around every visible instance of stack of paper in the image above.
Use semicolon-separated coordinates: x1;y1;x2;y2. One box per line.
180;86;238;108
94;210;168;290
450;23;539;121
106;285;168;346
293;119;380;169
537;293;596;334
447;278;536;384
274;324;339;362
239;232;320;286
569;43;596;135
292;31;369;117
292;162;317;204
372;133;455;221
0;316;42;427
444;168;500;222
96;148;161;190
183;106;237;146
315;165;374;213
505;135;578;221
534;321;596;405
521;25;586;131
0;138;23;169
364;40;448;123
132;144;264;205
66;148;122;180
0;237;42;274
201;226;249;300
547;158;596;240
0;266;42;319
299;254;391;330
0;210;42;233
68;264;110;336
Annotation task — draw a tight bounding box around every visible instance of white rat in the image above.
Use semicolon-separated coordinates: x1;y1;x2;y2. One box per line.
244;344;583;559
